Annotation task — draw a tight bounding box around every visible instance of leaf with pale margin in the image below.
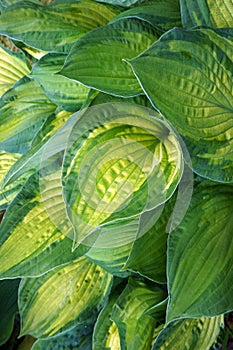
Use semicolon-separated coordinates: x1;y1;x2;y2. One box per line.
152;315;223;349
129;27;233;183
62;103;183;248
111;278;167;350
30;53;90;112
59;18;159;97
167;184;233;322
19;256;112;338
0;173;86;279
0;77;56;154
180;0;233;28
110;0;181;32
0;45;30;97
0;0;119;53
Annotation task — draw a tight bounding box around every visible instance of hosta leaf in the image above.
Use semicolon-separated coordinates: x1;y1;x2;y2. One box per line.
0;0;119;53
167;184;233;322
62;103;183;248
0;173;86;279
180;0;233;28
0;77;56;154
111;278;167;350
93;287;122;350
0;151;24;209
152;316;223;350
0;45;30;97
110;0;182;32
59;18;159;97
32;324;93;350
19;256;112;338
2;110;72;188
30;53;90;111
94;0;139;6
0;279;20;345
129;27;233;183
90;91;153;108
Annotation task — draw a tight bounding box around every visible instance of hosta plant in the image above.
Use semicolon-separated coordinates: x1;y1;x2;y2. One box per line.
0;0;233;349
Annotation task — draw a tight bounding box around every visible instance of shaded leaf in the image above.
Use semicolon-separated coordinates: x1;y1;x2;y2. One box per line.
0;279;20;345
62;103;183;248
0;0;119;53
129;27;233;182
0;45;30;97
167;184;233;322
111;278;167;350
0;77;56;154
152;315;223;350
31;53;90;111
59;18;159;97
180;0;233;28
19;256;112;338
111;0;182;32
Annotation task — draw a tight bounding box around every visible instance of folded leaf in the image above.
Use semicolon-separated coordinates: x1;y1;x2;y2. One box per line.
152;315;223;350
110;0;182;32
0;279;20;345
19;256;112;338
59;18;159;97
0;77;56;154
31;53;90;111
167;184;233;322
0;0;119;53
111;278;167;350
129;27;233;183
180;0;233;28
0;45;30;97
62;103;183;248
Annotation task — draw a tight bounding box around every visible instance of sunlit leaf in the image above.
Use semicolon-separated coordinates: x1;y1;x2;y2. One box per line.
0;279;20;345
111;0;182;32
31;53;90;111
0;77;56;154
167;184;233;322
62;103;183;248
111;278;167;350
0;0;119;53
129;27;233;182
0;173;86;279
180;0;233;28
152;315;223;350
0;45;30;97
59;18;159;97
19;256;112;338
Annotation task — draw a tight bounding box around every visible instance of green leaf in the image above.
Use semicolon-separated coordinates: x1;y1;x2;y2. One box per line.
62;103;183;248
111;278;167;350
32;324;93;350
0;0;119;53
19;256;112;338
30;53;90;111
0;173;86;279
59;18;159;97
180;0;233;28
0;45;30;97
128;27;233;183
0;151;24;210
2;109;72;188
152;316;223;350
0;279;20;345
110;0;182;32
0;77;56;154
94;0;139;6
167;184;233;322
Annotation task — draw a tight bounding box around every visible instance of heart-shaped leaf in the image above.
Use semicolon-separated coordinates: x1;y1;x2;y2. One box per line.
128;27;233;183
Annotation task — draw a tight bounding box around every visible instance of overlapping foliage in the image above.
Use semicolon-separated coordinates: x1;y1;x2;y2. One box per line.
0;0;232;349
